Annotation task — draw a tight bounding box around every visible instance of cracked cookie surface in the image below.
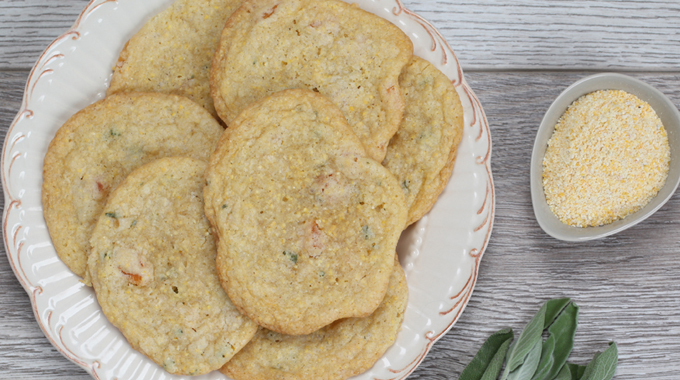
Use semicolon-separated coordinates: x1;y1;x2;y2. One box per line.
108;0;243;117
221;257;408;380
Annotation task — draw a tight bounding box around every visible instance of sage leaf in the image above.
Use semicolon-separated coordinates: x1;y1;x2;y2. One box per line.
531;302;579;380
532;333;555;380
460;327;514;380
580;342;618;380
554;363;587;380
501;298;568;380
543;298;571;329
480;336;514;380
500;307;544;378
570;363;587;380
506;339;542;380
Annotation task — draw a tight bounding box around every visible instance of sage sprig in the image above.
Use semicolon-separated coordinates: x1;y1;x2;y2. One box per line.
501;298;572;380
532;301;579;380
459;298;617;380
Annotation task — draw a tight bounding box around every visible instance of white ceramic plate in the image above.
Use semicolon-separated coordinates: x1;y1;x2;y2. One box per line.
1;0;494;379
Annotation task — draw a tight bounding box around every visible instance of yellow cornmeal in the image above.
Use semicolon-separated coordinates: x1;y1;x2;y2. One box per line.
543;89;670;227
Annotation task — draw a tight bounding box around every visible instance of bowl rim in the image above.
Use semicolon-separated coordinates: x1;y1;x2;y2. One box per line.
530;72;680;242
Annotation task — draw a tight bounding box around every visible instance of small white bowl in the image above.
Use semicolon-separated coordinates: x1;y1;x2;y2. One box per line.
530;73;680;241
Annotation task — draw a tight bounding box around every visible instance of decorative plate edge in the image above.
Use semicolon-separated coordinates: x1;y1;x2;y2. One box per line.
1;0;111;376
371;1;495;378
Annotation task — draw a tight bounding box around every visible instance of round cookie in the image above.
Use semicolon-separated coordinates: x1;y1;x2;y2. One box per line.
42;92;223;278
88;157;258;375
382;57;465;227
107;0;243;117
210;0;413;161
204;89;407;335
221;256;408;380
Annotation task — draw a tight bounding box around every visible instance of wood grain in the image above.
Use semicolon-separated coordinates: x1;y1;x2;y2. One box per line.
2;0;680;379
2;1;680;70
410;0;680;71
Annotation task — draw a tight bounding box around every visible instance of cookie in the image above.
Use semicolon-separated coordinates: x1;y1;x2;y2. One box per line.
382;57;465;226
88;157;258;375
204;89;407;335
210;0;413;160
107;0;243;117
42;92;223;278
221;256;408;380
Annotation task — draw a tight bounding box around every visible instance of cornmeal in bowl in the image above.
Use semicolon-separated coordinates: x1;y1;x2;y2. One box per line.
542;89;670;227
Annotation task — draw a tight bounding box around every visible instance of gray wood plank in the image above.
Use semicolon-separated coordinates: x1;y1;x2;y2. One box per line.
0;0;89;69
411;0;680;71
2;0;680;70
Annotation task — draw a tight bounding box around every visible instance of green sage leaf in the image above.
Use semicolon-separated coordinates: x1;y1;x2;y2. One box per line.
500;308;544;378
459;328;514;380
480;336;514;380
554;363;587;380
506;339;542;380
543;298;571;329
532;333;555;380
531;302;579;380
501;298;567;380
580;342;618;380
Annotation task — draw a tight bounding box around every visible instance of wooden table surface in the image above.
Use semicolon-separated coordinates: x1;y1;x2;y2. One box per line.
2;1;680;379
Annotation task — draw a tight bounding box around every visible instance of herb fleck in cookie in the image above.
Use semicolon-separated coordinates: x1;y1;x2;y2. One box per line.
204;89;407;335
221;256;408;380
88;157;258;375
42;92;223;278
210;0;413;160
382;57;464;226
107;0;243;117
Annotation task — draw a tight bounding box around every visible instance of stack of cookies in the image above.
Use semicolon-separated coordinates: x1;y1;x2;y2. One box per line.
42;0;464;378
